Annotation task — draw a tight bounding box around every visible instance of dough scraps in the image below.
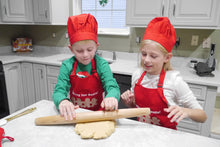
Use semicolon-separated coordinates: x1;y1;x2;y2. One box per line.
74;120;116;139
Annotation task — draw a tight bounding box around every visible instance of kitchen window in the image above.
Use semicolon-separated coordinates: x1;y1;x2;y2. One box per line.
81;0;129;36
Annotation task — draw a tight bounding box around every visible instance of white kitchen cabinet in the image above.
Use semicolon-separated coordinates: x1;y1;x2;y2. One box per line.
33;0;69;25
21;62;36;107
33;0;50;23
0;0;33;23
126;0;220;28
3;63;24;114
33;64;48;101
47;77;58;101
0;6;2;23
126;0;169;26
177;83;217;137
0;0;70;24
46;65;60;100
169;0;220;27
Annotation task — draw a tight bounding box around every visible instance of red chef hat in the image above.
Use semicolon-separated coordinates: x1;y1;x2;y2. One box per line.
143;17;176;52
67;13;98;46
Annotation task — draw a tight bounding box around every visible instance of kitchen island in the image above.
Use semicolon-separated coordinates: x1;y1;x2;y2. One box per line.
1;100;220;147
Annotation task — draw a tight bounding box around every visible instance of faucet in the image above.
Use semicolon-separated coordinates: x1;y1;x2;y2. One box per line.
96;50;102;57
113;51;116;60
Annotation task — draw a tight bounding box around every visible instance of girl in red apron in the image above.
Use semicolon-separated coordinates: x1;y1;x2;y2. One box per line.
135;69;177;129
53;14;120;120
121;17;207;130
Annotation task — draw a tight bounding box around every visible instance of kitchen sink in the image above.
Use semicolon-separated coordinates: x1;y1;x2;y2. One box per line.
105;58;114;64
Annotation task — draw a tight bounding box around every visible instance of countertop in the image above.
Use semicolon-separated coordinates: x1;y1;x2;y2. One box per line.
1;100;220;147
0;51;220;87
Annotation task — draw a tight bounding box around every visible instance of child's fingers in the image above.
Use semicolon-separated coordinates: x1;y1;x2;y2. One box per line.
164;105;175;112
101;101;105;108
176;114;186;123
102;98;118;111
165;105;187;123
59;100;78;120
170;111;181;122
69;105;79;119
121;90;130;99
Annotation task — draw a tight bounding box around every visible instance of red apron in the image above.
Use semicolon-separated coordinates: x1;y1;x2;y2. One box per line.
134;69;177;130
69;58;103;111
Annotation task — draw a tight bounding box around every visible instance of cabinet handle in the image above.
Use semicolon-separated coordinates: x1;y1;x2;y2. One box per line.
4;7;7;15
173;4;176;16
8;66;17;70
40;69;43;79
162;5;164;16
45;10;47;18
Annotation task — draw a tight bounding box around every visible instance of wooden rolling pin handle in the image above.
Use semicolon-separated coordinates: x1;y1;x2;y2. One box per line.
35;108;150;126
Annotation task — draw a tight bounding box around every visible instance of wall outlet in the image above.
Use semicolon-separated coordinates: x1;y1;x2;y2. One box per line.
136;36;141;43
203;37;211;48
65;32;68;39
52;33;56;38
191;35;199;46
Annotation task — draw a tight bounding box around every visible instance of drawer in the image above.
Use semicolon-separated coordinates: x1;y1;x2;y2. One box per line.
178;117;202;132
177;127;200;135
177;101;204;131
188;83;207;101
47;66;60;77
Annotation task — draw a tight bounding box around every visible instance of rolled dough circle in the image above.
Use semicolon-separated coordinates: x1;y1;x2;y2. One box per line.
74;120;116;139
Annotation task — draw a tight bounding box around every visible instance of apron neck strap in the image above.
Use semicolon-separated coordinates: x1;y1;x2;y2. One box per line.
157;69;165;88
137;69;166;87
137;71;147;84
72;59;78;75
91;58;96;73
72;58;96;75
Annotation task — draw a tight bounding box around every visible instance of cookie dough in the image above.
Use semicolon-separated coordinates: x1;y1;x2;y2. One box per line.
74;120;116;139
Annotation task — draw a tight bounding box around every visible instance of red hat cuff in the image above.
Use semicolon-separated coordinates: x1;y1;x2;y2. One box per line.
69;32;97;46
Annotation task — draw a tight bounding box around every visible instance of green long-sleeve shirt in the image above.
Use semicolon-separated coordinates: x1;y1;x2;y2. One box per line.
52;55;120;109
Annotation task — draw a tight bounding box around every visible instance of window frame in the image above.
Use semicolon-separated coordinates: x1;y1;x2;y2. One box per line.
78;0;130;36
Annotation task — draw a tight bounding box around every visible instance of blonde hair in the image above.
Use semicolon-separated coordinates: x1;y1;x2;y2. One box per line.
140;40;173;71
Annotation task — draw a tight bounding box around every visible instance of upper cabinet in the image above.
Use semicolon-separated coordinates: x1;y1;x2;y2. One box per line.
0;0;70;25
33;0;69;25
0;0;33;23
33;0;51;23
126;0;169;26
126;0;220;28
169;0;220;27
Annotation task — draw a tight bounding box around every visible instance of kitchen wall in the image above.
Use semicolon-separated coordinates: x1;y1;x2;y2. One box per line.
0;25;24;46
0;25;220;70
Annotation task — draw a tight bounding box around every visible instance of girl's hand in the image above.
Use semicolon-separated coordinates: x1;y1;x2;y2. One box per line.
59;99;79;120
164;105;189;123
101;97;118;111
121;90;135;107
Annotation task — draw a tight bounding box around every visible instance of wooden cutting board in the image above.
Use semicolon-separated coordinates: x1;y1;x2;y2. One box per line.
35;107;150;125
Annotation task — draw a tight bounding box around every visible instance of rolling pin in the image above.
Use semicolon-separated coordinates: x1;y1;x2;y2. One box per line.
35;107;150;125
